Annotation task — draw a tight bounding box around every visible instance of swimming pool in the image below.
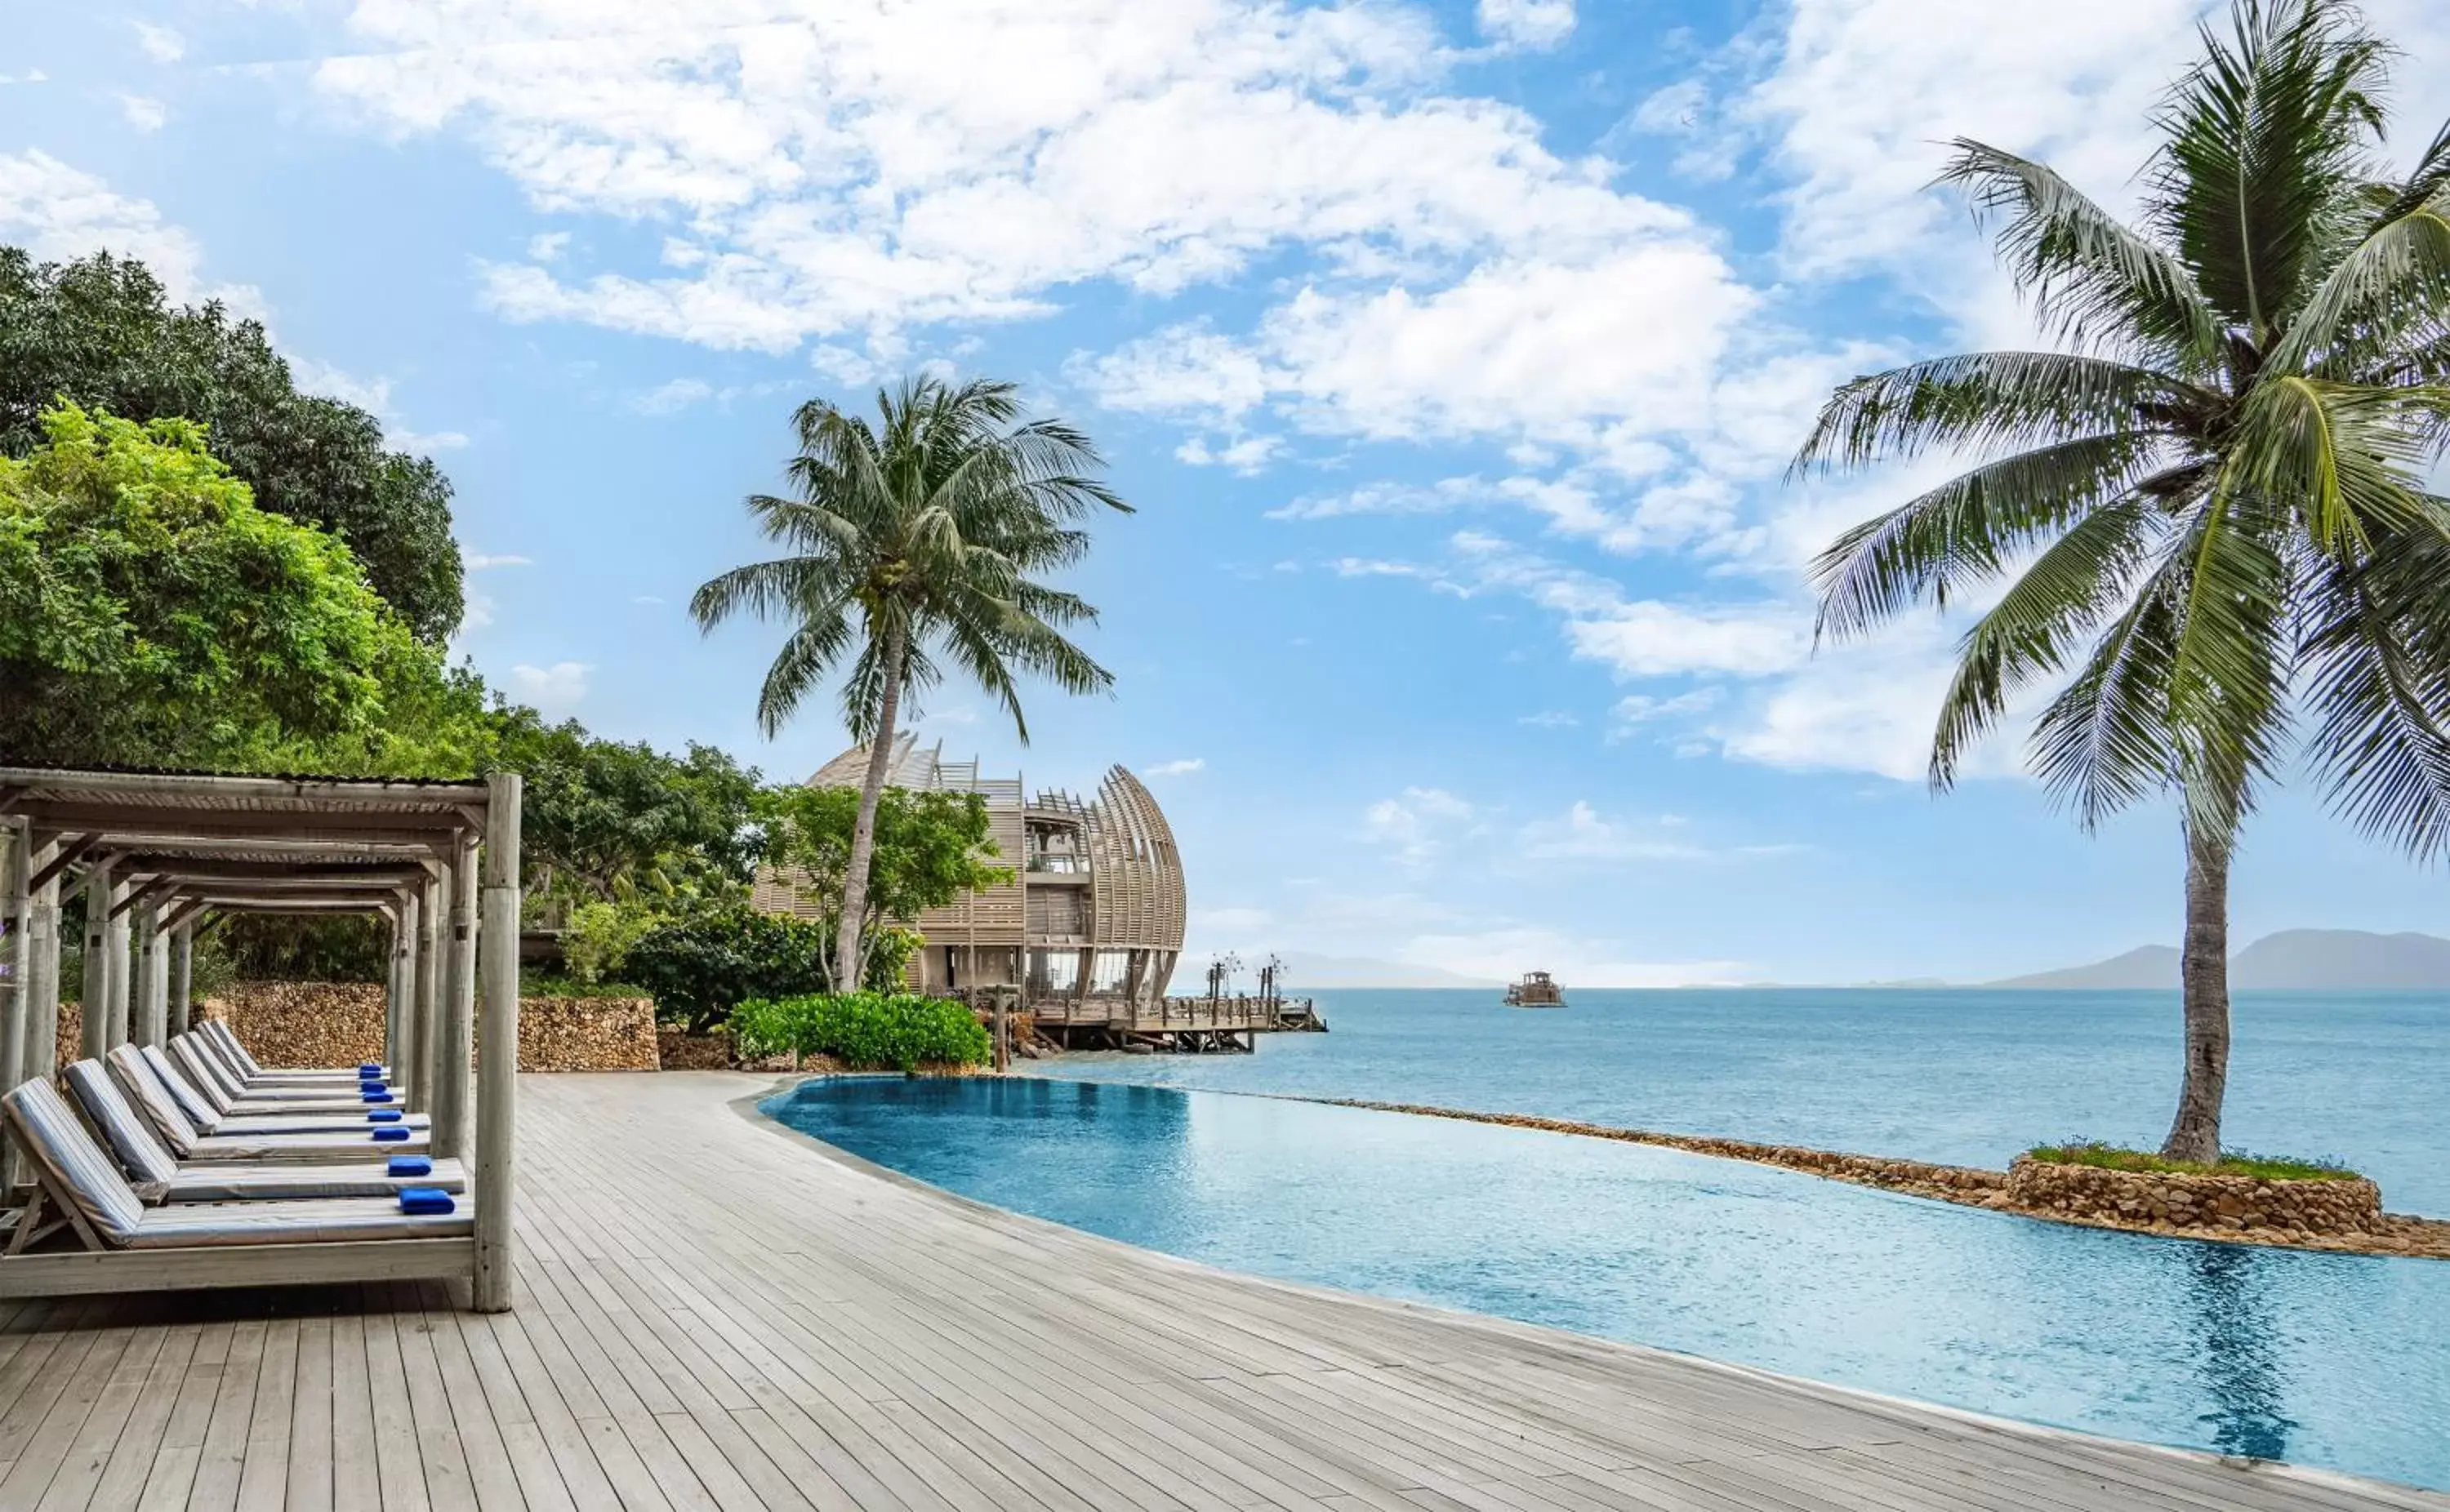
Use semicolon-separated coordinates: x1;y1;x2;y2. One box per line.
762;1075;2450;1493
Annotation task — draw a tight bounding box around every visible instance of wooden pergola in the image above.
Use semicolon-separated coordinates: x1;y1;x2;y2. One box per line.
0;766;523;1309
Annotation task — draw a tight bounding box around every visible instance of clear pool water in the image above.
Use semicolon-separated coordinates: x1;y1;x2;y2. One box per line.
764;1075;2450;1493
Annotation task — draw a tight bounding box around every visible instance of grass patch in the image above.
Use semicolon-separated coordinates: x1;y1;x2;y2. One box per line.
2023;1141;2360;1182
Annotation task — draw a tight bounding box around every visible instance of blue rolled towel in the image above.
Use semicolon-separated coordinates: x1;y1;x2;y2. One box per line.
387;1155;433;1178
398;1187;454;1215
372;1127;411;1143
361;1091;394;1104
359;1063;381;1075
359;1076;387;1088
368;1110;403;1123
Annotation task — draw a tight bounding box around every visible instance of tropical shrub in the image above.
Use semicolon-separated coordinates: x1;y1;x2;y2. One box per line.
624;907;832;1034
730;992;991;1071
560;898;667;986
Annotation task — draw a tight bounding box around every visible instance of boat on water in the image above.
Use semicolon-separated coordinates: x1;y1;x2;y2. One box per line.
1504;971;1566;1007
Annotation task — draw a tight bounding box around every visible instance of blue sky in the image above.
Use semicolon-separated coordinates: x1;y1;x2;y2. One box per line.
7;0;2450;984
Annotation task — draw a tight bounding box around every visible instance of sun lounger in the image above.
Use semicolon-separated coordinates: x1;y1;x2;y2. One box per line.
105;1047;431;1163
167;1037;384;1114
62;1061;466;1203
198;1019;376;1086
190;1022;372;1094
197;1020;374;1086
2;1080;472;1259
142;1045;429;1135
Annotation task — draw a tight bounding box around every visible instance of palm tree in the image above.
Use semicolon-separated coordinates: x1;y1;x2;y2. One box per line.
693;376;1129;990
1795;0;2450;1163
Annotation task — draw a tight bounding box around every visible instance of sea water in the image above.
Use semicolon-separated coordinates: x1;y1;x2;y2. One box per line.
1025;987;2450;1216
765;1074;2450;1492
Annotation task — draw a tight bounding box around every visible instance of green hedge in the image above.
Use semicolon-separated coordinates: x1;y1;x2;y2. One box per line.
731;992;991;1072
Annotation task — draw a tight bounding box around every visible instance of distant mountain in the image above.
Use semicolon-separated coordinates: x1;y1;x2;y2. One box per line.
1270;953;1504;989
1986;946;2182;990
1984;930;2450;990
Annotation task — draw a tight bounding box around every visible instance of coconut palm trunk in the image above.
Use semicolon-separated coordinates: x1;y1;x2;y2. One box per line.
2163;821;2233;1163
836;620;906;992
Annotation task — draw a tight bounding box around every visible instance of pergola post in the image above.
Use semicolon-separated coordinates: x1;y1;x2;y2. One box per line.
131;905;162;1047
388;888;415;1077
434;834;477;1163
410;869;443;1113
169;921;193;1036
105;876;132;1050
474;772;522;1313
29;870;59;1083
2;825;28;1185
80;859;114;1060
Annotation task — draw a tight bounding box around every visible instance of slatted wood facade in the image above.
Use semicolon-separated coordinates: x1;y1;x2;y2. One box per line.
752;737;1185;1003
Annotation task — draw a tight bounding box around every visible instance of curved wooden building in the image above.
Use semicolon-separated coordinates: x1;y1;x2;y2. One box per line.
751;735;1187;1007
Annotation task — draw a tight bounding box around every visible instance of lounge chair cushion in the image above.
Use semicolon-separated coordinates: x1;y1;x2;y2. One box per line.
2;1082;471;1249
63;1060;182;1187
105;1047;433;1162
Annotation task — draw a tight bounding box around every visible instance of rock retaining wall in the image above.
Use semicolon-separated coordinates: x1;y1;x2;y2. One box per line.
2007;1156;2382;1238
204;981;659;1073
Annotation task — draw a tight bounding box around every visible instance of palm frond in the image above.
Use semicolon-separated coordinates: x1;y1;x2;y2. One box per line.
2163;487;2293;807
1938;141;2222;367
2029;566;2185;825
1811;433;2169;640
1792;352;2203;477
1930;496;2166;787
2265;191;2450;376
2226;376;2448;551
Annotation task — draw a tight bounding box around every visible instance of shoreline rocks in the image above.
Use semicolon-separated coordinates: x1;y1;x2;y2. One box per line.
1312;1096;2450;1261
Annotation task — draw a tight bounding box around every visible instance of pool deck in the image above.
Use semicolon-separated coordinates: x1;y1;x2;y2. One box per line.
2;1071;2441;1511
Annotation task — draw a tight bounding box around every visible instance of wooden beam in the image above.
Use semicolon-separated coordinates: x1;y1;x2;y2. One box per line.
107;876;180;921
80;862;114;1061
169;919;194;1037
108;857;432;883
0;767;490;805
0;805;470;843
409;869;442;1114
26;833;100;893
474;771;522;1313
2;825;29;1186
0;1237;477;1298
158;896;212;935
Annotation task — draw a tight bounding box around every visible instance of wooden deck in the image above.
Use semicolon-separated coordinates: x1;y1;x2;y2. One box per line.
0;1071;2439;1511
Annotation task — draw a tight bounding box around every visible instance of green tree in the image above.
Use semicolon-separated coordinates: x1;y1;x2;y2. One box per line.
0;402;452;768
0;248;464;639
488;708;764;909
756;784;1016;987
625;909;835;1034
1796;0;2450;1162
690;376;1128;989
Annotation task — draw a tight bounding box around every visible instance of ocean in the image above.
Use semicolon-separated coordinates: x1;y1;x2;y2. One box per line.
1018;986;2450;1215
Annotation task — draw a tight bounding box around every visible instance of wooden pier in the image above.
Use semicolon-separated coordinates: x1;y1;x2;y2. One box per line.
1030;994;1326;1052
0;1070;2434;1511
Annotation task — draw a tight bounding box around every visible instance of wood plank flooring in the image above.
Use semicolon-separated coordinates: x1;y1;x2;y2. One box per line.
0;1070;2437;1511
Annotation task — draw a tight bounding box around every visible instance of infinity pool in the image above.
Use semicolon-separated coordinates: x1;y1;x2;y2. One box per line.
763;1076;2450;1492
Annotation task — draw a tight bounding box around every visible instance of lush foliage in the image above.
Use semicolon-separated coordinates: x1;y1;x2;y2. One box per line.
518;972;649;1000
493;709;764;909
755;784;1010;981
559;898;669;986
0;248;462;639
692;375;1129;986
2025;1142;2359;1182
623;908;835;1034
729;991;991;1071
218;915;391;983
0;403;458;769
1794;0;2450;1160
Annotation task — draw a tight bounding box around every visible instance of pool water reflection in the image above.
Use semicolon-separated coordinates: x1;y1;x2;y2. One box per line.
763;1076;2450;1492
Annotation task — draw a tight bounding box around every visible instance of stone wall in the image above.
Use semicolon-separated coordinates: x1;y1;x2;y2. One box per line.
656;1031;735;1071
2006;1156;2382;1239
203;981;659;1073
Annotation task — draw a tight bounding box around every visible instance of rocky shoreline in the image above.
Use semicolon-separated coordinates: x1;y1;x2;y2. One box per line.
1313;1096;2450;1261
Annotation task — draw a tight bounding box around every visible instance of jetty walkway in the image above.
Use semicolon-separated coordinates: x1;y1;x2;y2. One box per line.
1;1072;2438;1510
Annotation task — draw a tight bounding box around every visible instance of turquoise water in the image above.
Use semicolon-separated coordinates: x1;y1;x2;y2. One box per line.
1027;987;2450;1216
765;1074;2450;1492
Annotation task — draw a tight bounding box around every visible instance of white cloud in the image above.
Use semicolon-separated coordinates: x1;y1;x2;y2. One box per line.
310;0;1695;354
1476;0;1574;51
1174;434;1281;473
527;230;570;262
0;151;249;310
1145;757;1205;777
1517;709;1579;728
119;96;167;132
507;660;591;714
463;553;532;570
628;378;716;416
631;594;665;606
1269;476;1480;521
1363;786;1475;864
1518;801;1707;862
132;21;185;63
0;70;50;87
